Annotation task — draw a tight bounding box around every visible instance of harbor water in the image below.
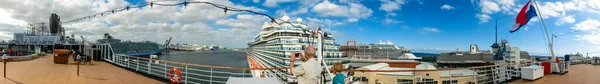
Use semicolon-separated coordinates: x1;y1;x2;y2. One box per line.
149;50;252;84
157;51;249;68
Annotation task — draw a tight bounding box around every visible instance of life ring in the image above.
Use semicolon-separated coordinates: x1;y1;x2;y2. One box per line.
169;67;182;84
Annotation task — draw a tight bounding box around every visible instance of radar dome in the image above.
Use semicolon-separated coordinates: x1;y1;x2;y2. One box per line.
282;15;290;21
296;18;303;22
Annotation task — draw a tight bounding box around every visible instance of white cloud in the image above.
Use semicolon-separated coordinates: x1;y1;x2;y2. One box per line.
498;0;516;14
0;0;269;48
305;17;345;28
253;0;260;3
420;27;441;33
276;7;309;16
475;0;600;21
440;4;455;10
383;18;401;24
263;0;296;7
347;18;359;22
312;0;373;22
556;15;575;26
379;0;405;16
479;0;500;14
476;14;491;23
402;25;410;29
523;26;529;31
572;19;600;44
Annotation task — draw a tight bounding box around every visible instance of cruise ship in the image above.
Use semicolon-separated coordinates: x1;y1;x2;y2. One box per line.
97;33;162;57
246;15;346;82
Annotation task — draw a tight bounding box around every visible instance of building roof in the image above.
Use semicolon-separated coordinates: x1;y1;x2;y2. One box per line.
359;63;479;77
437;53;494;63
415;63;437;70
491;43;500;48
359;63;389;70
439;70;478;77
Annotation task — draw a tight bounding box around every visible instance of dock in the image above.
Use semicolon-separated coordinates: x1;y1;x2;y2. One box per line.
0;54;164;84
511;64;600;84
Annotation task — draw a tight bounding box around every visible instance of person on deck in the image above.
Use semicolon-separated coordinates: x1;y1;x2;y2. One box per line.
291;45;322;84
332;62;345;84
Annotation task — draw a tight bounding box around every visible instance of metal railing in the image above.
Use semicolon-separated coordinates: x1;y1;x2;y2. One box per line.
94;44;287;84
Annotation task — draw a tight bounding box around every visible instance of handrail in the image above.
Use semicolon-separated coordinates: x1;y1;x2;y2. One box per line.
95;43;290;84
347;65;500;72
124;55;288;70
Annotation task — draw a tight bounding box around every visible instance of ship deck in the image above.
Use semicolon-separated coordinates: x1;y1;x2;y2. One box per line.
511;64;600;84
0;54;164;84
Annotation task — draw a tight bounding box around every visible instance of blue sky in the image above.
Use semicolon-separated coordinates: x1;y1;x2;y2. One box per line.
136;0;595;56
2;0;598;56
160;0;600;56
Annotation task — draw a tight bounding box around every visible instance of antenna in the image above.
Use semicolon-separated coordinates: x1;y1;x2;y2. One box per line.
328;20;331;33
495;20;498;43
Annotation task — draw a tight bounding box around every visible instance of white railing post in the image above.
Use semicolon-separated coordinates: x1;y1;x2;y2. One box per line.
136;57;139;71
148;59;152;75
185;64;188;84
164;61;167;79
127;57;129;68
210;68;213;84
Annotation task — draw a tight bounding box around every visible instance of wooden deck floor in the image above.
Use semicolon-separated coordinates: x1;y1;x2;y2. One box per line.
511;64;600;84
0;54;164;84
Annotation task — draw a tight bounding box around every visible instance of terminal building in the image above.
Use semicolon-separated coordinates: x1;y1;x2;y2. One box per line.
1;13;80;55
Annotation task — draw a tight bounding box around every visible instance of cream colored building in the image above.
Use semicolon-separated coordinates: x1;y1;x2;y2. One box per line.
354;63;478;84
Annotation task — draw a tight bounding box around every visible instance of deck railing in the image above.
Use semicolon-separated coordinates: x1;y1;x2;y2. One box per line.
94;44;287;84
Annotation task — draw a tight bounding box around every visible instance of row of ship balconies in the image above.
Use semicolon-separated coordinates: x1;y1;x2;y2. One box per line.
265;39;339;46
254;49;345;59
260;46;343;52
251;49;345;67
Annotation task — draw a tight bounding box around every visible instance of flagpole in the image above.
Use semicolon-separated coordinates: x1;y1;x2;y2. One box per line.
532;0;556;60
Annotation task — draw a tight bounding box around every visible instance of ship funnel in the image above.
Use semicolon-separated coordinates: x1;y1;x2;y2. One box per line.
470;45;479;54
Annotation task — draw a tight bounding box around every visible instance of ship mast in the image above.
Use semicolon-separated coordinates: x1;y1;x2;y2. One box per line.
532;0;556;61
495;20;498;43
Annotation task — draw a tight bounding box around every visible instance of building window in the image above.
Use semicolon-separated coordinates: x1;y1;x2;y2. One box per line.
417;78;437;84
442;80;458;84
397;79;413;84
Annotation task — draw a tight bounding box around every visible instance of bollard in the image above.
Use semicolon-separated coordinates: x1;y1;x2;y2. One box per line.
3;54;8;78
77;54;80;76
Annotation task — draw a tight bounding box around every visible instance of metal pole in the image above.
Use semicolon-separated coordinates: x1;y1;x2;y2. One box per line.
210;68;213;84
185;64;188;84
148;59;151;74
3;59;6;78
164;61;167;78
77;55;80;76
532;0;556;60
136;57;139;71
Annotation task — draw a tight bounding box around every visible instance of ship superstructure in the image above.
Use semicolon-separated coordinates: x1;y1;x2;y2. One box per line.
246;15;345;81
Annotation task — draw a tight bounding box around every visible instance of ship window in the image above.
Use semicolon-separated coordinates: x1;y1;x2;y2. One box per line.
397;79;413;84
442;80;458;84
417;78;437;84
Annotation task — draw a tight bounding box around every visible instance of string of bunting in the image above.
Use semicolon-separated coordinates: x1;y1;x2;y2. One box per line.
32;0;280;25
31;0;314;34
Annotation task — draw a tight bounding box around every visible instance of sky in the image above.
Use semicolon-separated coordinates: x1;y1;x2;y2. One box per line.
0;0;599;56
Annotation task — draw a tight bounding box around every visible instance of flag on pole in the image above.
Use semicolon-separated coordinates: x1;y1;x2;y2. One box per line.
511;0;538;33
